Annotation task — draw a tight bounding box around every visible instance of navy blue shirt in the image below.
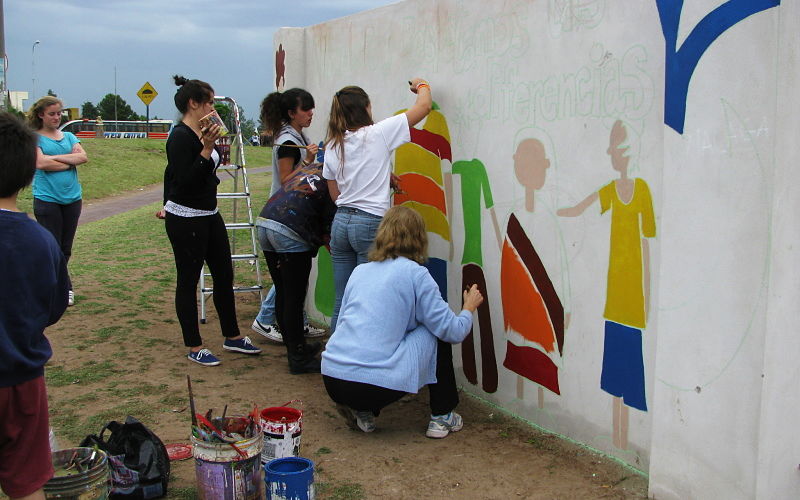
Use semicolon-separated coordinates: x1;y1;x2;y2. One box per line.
0;210;69;387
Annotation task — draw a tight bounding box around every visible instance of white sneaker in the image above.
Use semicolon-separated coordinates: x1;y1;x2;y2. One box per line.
68;290;75;307
426;411;463;438
304;324;326;338
251;319;282;342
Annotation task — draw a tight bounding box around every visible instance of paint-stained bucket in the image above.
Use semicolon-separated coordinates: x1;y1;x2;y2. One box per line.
264;457;315;500
260;401;302;463
44;447;109;500
192;426;263;500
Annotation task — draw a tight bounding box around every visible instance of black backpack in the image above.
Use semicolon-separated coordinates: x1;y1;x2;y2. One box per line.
80;415;170;499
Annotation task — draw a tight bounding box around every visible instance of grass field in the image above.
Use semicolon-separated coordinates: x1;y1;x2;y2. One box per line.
18;138;271;213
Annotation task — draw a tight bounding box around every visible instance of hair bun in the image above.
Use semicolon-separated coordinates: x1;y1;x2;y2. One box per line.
173;75;189;87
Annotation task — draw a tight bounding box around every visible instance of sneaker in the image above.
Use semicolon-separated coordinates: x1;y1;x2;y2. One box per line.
335;404;376;433
426;411;463;438
223;336;262;354
188;348;220;366
251;319;282;342
304;324;326;338
68;290;75;307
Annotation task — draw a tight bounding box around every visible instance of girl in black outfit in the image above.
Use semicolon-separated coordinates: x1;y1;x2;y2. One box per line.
257;162;337;373
158;75;261;366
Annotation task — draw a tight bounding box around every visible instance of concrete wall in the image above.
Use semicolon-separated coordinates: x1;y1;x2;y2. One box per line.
274;1;796;497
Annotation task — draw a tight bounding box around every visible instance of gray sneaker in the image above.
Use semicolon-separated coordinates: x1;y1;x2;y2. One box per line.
426;411;463;438
336;404;376;433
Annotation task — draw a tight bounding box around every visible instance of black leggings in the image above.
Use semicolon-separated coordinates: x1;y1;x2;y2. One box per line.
263;250;313;351
164;212;240;347
33;198;81;290
323;340;459;416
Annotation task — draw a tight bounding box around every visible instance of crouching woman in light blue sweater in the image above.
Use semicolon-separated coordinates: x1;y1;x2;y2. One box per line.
321;206;484;438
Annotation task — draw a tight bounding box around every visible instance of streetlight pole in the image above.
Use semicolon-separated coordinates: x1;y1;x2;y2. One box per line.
31;39;40;102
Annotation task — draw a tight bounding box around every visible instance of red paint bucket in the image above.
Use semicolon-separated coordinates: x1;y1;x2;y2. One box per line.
260;401;302;464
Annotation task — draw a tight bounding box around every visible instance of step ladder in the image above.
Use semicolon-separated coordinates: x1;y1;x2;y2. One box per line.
199;95;264;323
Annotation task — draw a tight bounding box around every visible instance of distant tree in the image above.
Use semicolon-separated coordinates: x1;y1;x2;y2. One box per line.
47;89;57;97
81;101;99;119
96;94;140;121
240;118;256;142
3;96;26;120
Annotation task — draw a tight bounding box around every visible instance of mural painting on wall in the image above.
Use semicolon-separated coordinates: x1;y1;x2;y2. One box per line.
557;120;655;450
501;130;571;410
451;158;502;394
392;103;453;299
547;0;606;36
275;43;286;92
655;0;781;133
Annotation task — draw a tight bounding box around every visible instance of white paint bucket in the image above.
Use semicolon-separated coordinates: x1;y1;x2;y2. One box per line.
260;401;303;463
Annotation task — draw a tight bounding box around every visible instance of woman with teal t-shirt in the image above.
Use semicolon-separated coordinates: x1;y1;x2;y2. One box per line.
27;96;88;307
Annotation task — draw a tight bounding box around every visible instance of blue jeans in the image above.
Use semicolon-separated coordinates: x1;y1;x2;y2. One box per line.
256;222;311;325
329;207;383;332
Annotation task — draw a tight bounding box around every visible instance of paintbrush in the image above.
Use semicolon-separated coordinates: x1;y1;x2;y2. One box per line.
276;144;325;150
187;375;197;428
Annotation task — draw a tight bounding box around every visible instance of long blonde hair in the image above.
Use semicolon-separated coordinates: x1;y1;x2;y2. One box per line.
368;206;428;265
27;96;62;130
325;86;372;166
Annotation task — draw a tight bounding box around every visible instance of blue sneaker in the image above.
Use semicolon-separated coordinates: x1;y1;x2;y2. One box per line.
188;348;220;366
223;336;261;354
426;411;463;438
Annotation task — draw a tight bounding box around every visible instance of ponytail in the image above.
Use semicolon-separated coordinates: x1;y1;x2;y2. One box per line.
325;86;372;166
173;75;214;113
260;88;315;138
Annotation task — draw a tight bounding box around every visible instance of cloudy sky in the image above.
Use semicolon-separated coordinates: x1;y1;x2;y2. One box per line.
4;0;398;122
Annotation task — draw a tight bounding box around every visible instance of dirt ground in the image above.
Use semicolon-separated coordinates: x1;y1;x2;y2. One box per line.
36;180;649;499
46;283;648;499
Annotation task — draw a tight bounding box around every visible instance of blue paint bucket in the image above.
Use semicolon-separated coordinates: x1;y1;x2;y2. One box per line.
264;457;314;500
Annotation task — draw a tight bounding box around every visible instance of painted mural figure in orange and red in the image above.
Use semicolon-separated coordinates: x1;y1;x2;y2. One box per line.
501;135;569;409
451;158;501;394
557;119;656;450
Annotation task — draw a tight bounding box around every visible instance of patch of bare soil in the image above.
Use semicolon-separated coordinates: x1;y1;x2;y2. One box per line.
45;268;647;500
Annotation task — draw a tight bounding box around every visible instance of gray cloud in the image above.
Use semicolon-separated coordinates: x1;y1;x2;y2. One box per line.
5;0;397;121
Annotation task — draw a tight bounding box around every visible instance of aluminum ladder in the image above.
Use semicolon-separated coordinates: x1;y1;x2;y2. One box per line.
199;96;264;323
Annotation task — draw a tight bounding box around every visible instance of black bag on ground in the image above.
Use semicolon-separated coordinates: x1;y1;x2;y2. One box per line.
79;415;170;499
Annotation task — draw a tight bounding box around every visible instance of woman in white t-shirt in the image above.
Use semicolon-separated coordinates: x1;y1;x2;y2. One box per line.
323;79;432;332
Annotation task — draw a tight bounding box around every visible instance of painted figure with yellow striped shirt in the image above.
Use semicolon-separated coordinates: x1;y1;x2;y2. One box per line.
557;120;656;450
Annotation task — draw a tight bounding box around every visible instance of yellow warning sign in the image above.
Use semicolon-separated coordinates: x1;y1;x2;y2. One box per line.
137;82;158;106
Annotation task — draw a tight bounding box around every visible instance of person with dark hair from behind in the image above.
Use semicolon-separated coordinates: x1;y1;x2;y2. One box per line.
322;206;484;438
156;75;261;366
251;88;326;343
0;112;69;500
256;159;337;374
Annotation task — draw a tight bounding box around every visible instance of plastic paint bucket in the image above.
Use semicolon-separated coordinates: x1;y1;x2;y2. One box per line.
260;405;302;463
44;447;109;500
192;430;263;500
264;457;315;500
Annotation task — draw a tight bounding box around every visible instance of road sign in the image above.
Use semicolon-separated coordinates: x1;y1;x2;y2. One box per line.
137;82;158;106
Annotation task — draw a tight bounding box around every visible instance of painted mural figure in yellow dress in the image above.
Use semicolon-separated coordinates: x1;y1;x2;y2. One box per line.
557;119;655;450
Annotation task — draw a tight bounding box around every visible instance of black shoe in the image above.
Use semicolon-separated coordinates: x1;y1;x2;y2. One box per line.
287;342;322;375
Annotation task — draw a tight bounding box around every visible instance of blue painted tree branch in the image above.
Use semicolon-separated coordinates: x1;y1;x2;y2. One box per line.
656;0;780;134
